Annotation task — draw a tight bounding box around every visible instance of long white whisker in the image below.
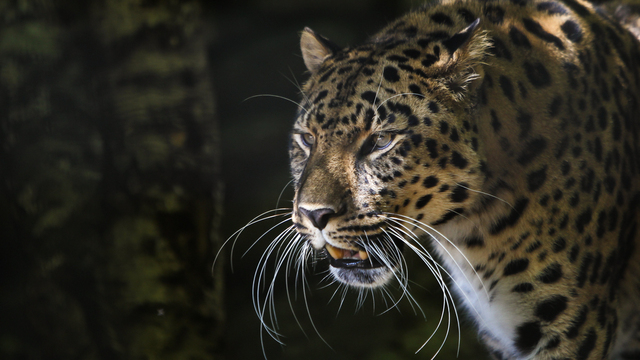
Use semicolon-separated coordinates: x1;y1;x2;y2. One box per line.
385;216;484;313
318;272;338;290
284;235;310;339
252;225;300;340
384;213;489;299
380;227;429;318
385;215;481;346
300;257;334;350
388;224;459;358
336;284;349;316
242;215;295;258
214;208;292;272
420;286;453;359
263;231;306;341
361;235;414;315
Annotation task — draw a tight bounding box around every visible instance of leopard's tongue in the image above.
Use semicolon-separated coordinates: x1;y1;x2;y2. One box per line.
325;243;369;260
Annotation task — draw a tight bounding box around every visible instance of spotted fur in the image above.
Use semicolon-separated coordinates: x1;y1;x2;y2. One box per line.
288;0;640;359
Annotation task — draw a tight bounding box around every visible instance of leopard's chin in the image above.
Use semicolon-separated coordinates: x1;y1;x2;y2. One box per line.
329;266;395;287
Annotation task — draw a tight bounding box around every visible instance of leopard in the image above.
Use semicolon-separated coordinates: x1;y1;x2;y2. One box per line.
272;0;640;359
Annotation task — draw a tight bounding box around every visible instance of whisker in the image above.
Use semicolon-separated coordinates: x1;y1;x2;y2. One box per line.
214;208;292;272
383;220;461;357
284;236;310;339
244;94;310;114
455;182;515;211
301;264;334;350
420;289;454;359
448;207;472;222
252;226;300;340
379;228;428;318
242;215;295;258
269;236;306;340
318;272;338;290
281;68;308;103
336;284;350;316
384;213;489;299
361;236;412;315
373;71;384;106
376;92;425;113
385;216;485;310
384;215;484;342
275;179;295;211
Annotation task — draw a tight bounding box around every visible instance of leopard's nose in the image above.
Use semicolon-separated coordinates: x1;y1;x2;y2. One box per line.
299;207;336;230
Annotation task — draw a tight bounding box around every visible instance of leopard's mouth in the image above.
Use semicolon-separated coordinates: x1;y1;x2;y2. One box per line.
323;234;405;272
324;243;385;269
322;235;404;287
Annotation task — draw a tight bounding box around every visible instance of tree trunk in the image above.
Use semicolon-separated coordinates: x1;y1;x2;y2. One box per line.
0;0;223;358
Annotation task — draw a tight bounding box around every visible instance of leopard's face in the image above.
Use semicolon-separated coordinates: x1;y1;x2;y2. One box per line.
290;26;486;287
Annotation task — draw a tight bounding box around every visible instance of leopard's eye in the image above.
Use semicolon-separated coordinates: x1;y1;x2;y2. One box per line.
361;133;396;156
301;133;315;147
372;133;394;151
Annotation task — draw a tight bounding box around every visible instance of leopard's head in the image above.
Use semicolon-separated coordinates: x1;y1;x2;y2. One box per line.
290;18;491;288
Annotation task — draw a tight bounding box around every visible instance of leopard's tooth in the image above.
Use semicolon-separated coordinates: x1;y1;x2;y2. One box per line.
359;250;369;260
325;244;342;259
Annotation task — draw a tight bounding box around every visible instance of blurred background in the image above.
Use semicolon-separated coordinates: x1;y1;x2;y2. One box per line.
8;0;635;359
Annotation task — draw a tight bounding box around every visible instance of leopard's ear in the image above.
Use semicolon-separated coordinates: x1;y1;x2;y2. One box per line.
300;27;341;73
440;18;490;100
442;18;482;56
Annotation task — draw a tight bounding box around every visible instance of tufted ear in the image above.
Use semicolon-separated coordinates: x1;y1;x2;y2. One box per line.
300;27;341;73
440;18;490;101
